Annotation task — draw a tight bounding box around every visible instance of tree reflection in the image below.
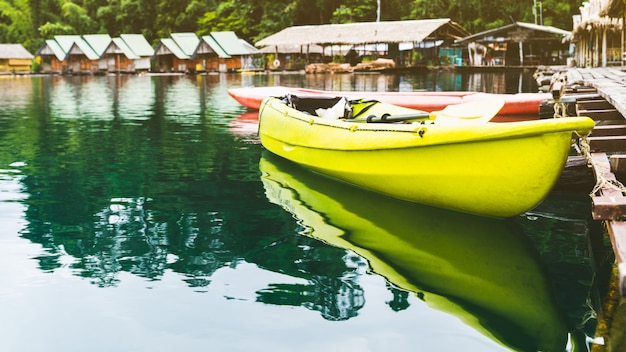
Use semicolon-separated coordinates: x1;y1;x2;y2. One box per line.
5;75;369;320
386;283;411;312
255;238;367;320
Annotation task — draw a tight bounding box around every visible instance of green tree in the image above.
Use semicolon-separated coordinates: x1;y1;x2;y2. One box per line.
36;0;98;39
0;0;34;49
331;0;377;23
0;0;588;52
198;0;274;42
61;1;98;33
175;0;211;32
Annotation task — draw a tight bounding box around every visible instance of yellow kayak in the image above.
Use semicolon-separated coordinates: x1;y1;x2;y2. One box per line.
258;95;595;217
260;153;569;352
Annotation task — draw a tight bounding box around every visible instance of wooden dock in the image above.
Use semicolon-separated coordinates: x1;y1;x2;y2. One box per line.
554;67;626;296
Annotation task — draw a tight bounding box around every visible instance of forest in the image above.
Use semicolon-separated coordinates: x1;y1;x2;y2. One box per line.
1;0;583;53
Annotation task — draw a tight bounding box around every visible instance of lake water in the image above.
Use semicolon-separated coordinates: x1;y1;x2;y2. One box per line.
0;72;613;352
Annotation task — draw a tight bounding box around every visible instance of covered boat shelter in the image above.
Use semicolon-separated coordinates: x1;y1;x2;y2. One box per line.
455;22;571;67
255;19;470;68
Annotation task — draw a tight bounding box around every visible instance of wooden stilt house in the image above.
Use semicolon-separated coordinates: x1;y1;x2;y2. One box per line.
197;35;230;72
153;38;191;73
36;39;68;74
210;31;257;72
120;34;154;71
153;33;200;73
456;22;571;67
57;35;100;74
104;38;140;73
82;34;112;72
0;44;34;73
103;34;154;73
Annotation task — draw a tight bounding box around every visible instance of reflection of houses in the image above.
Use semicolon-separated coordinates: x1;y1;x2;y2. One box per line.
103;34;154;73
0;44;34;73
255;19;469;69
455;22;571;67
567;0;624;67
154;32;261;73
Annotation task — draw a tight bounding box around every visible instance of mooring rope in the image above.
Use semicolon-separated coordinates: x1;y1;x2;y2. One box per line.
550;74;626;197
553;100;569;119
577;133;626;196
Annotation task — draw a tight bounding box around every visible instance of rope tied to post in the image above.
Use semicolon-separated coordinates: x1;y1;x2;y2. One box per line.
550;73;626;197
577;132;626;197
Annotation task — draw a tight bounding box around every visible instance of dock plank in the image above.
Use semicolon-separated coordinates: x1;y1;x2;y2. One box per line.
589;153;626;220
591;125;626;136
570;68;626;119
577;109;622;120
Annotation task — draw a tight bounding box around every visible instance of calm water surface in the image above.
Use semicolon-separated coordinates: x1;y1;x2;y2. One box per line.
0;72;612;352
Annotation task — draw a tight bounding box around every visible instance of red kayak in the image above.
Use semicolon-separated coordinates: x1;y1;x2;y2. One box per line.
227;86;551;116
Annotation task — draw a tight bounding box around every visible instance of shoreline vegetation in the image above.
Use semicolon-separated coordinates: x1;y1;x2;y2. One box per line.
1;0;580;56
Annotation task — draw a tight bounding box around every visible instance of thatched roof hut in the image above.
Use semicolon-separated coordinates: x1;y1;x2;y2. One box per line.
255;19;469;69
567;0;624;67
257;44;325;55
0;44;34;73
600;0;625;17
570;0;623;40
255;19;468;47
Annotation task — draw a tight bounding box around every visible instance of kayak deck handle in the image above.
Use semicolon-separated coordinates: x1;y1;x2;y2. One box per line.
365;113;430;123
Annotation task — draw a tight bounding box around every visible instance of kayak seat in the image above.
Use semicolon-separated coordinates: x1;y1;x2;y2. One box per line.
282;94;382;121
284;94;346;115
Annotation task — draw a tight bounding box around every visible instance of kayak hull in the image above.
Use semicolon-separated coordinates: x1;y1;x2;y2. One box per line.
258;96;595;217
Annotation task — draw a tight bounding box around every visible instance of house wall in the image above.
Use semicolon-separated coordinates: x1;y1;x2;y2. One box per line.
39;56;65;73
224;57;241;72
196;54;220;72
135;58;150;71
65;56;99;73
574;26;624;67
97;58;108;71
106;54;137;72
155;56;199;72
0;58;32;72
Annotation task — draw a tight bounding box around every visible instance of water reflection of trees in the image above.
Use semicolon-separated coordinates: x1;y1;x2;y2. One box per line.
8;75;373;321
255;236;368;321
